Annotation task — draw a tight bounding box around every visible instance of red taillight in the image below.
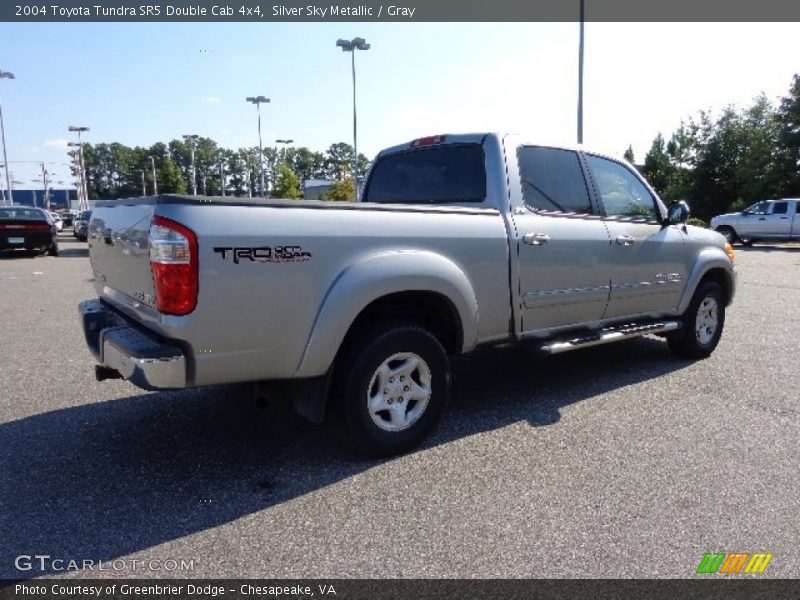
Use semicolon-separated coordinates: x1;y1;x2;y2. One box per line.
0;222;50;230
411;135;446;147
149;215;198;316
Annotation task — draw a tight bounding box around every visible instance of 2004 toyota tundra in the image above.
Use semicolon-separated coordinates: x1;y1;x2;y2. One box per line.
79;133;736;455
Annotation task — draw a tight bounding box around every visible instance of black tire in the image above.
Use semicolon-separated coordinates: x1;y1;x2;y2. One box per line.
668;281;725;359
333;323;449;457
740;238;754;247
46;241;59;256
715;226;738;244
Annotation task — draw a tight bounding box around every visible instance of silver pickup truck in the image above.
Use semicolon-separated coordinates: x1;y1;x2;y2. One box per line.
79;133;736;455
711;198;800;245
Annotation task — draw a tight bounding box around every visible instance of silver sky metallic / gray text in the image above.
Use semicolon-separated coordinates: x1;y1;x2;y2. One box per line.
272;5;416;18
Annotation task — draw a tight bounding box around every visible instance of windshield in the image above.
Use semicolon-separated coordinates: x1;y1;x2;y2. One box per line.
0;208;47;221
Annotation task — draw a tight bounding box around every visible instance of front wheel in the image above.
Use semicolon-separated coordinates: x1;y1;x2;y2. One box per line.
715;226;738;245
333;323;449;457
668;281;725;359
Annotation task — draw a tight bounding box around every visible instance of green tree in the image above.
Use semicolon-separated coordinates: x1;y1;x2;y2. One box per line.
623;145;635;164
159;158;187;194
642;133;673;195
776;74;800;196
319;178;355;201
271;163;302;198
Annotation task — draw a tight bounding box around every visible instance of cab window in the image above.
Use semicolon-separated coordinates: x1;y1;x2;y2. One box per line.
363;144;485;205
771;202;788;215
586;155;658;221
745;202;769;215
517;146;592;214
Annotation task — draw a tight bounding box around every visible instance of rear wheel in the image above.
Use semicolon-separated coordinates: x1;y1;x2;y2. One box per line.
668;281;725;359
333;323;449;457
46;240;59;256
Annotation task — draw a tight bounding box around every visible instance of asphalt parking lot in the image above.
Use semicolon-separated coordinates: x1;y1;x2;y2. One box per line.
1;233;799;579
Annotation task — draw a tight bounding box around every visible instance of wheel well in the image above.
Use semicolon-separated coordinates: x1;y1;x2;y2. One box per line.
699;268;732;305
343;291;463;355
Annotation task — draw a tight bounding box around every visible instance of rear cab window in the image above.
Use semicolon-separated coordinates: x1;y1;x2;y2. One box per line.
363;144;486;205
517;146;592;214
771;201;788;215
0;208;48;221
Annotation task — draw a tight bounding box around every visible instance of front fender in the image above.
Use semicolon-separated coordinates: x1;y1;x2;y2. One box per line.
677;247;736;313
294;250;479;378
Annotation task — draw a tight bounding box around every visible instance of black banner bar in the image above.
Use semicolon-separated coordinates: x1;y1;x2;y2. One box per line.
3;580;800;600
3;0;800;22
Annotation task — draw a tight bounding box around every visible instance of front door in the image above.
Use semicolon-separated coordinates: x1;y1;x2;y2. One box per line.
583;154;688;319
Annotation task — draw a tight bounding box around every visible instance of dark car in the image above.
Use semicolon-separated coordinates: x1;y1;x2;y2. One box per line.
59;211;76;227
0;206;59;256
73;210;92;241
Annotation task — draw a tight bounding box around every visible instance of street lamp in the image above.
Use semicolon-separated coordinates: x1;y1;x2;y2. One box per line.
182;134;199;195
148;155;158;195
67;143;85;209
245;95;270;197
0;70;15;205
335;37;369;199
68;125;90;210
577;0;584;145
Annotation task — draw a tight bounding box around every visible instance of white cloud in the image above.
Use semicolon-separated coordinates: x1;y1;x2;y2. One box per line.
201;96;221;104
43;138;69;150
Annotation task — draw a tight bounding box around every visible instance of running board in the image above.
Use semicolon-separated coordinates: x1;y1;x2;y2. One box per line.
536;321;682;355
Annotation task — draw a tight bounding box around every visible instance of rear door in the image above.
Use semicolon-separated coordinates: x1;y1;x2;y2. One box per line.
792;201;800;238
511;146;614;332
583;154;687;319
760;200;792;238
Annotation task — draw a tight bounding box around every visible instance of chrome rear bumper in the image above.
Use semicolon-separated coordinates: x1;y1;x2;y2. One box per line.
79;299;187;390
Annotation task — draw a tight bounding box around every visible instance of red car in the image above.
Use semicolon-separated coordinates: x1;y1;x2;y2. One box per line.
0;206;59;256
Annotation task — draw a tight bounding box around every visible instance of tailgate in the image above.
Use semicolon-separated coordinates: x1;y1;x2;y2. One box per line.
88;202;156;311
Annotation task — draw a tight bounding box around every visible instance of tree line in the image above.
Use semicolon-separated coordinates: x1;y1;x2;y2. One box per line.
631;74;800;222
73;139;371;201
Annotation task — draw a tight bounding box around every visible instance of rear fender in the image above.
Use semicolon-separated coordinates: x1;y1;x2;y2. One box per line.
295;250;479;378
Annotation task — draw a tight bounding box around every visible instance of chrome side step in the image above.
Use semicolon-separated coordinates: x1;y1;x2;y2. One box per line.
537;321;681;355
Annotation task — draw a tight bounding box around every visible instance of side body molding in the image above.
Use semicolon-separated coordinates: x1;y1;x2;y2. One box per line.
294;250;479;378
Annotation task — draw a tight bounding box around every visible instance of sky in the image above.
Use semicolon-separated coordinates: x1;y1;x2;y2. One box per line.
0;21;799;189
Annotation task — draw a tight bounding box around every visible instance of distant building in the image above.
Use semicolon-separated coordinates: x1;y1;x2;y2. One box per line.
8;188;78;210
303;179;333;200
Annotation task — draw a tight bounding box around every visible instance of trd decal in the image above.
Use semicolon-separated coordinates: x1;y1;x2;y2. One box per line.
213;246;312;264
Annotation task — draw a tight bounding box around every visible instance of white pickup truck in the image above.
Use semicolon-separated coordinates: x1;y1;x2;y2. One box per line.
80;133;736;455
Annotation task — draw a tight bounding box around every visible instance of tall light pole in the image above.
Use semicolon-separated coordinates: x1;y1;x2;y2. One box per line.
577;0;585;145
69;125;90;210
0;70;15;206
218;154;226;197
246;96;270;197
335;37;369;200
67;143;84;210
182;134;199;195
148;155;158;195
40;162;50;210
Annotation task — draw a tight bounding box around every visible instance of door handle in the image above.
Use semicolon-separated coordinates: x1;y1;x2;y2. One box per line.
523;233;550;246
758;217;766;220
616;235;636;246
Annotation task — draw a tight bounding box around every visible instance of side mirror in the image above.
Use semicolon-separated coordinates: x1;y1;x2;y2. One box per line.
666;200;690;225
741;210;750;216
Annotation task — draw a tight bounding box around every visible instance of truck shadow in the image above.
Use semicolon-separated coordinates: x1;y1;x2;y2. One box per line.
0;338;689;577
